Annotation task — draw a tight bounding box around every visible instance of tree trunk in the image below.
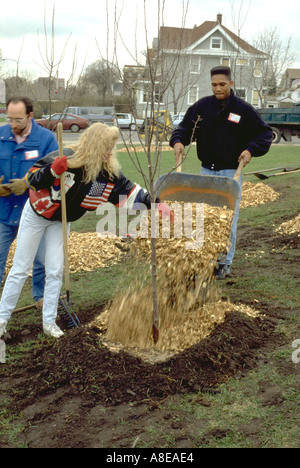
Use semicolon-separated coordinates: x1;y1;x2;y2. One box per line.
150;235;159;344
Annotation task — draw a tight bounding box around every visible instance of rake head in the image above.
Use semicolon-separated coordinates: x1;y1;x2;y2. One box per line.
58;295;81;329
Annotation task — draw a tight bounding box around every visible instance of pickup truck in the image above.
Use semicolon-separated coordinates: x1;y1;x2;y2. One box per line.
258;104;300;143
115;113;144;131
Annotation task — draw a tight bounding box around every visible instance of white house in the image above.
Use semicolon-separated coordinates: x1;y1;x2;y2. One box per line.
133;14;268;116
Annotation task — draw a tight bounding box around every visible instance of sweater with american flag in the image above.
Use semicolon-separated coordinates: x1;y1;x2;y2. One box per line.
24;149;152;222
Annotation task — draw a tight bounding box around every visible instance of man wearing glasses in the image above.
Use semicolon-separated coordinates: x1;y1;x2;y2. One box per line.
0;96;58;304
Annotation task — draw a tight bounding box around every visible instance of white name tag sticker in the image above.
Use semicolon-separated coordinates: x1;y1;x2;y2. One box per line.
25;150;39;160
228;113;241;124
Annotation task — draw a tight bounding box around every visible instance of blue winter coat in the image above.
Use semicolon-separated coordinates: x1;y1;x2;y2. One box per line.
0;119;58;226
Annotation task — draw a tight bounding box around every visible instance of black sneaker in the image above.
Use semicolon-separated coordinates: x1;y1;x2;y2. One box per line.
215;263;231;280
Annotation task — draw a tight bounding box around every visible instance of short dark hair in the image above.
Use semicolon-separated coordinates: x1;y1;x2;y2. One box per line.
6;96;34;115
210;66;232;80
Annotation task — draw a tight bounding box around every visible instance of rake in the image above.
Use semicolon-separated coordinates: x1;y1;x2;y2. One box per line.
57;123;80;329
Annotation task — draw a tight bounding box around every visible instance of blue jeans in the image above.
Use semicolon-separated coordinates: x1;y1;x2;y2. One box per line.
200;167;242;266
0;222;45;301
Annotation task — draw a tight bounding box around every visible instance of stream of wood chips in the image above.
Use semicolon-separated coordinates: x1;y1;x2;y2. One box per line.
98;203;236;354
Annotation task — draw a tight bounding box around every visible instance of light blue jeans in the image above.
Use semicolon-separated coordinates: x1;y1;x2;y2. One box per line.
0;222;45;301
0;201;70;325
200;167;242;266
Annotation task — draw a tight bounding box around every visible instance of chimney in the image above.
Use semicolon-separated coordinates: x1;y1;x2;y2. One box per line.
217;13;222;24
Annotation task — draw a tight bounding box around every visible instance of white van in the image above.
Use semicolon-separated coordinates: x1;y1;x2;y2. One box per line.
64;106;115;125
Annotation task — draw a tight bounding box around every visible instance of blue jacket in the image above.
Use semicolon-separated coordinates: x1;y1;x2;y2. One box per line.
0;119;58;226
170;90;273;170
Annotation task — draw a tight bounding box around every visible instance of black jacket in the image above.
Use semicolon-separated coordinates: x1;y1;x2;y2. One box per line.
24;149;151;222
170;91;273;170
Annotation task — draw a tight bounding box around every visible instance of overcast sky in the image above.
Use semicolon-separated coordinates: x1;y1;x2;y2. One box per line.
0;0;299;80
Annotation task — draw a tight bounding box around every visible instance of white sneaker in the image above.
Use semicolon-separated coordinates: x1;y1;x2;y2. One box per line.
0;320;7;338
43;323;64;338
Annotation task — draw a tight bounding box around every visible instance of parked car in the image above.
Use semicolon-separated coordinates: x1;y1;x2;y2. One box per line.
35;113;89;133
115;113;144;131
172;112;186;128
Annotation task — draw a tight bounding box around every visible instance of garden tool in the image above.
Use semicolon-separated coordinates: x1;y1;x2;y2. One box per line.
245;167;285;175
57;123;80;329
252;168;300;180
155;159;244;211
245;167;300;179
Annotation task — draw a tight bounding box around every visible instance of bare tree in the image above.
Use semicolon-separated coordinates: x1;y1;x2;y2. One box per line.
102;0;197;343
79;59;120;104
36;4;87;120
251;26;296;106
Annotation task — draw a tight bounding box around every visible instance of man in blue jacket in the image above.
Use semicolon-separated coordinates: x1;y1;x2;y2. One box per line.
170;66;272;279
0;96;58;301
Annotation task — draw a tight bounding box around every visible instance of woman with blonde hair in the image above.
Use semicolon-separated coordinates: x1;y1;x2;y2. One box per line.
0;123;172;339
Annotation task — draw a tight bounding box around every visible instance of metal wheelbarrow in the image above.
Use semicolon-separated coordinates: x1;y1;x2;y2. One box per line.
155;159;243;211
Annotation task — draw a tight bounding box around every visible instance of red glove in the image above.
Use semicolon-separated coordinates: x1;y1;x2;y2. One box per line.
51;156;68;176
158;203;174;224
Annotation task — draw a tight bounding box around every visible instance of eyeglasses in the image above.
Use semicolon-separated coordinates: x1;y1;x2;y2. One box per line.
6;115;28;124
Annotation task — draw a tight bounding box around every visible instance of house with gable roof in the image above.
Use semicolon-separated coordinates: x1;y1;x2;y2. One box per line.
131;14;269;117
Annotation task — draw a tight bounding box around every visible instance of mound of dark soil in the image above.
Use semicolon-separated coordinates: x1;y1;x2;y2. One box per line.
5;307;275;414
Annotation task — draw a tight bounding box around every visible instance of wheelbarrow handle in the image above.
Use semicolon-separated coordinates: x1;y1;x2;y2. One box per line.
234;159;244;181
176;153;182;173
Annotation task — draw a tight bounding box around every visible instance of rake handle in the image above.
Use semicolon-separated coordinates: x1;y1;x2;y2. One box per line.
57;123;70;297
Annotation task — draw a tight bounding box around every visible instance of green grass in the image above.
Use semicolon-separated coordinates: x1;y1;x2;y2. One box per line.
116;143;299;187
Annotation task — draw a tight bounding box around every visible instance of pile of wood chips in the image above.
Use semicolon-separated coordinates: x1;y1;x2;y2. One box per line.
275;214;300;236
93;300;259;363
118;145;171;153
67;232;125;272
241;182;279;208
6;232;125;275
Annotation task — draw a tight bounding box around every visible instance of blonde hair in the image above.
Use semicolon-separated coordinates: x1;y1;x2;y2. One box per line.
67;123;121;183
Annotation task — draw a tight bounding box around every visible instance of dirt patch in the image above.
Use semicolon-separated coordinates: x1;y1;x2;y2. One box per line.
7;309;272;410
0;301;278;448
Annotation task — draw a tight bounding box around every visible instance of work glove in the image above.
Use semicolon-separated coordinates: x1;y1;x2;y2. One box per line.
51;156;68;177
7;178;28;196
158;202;174;224
0;176;11;197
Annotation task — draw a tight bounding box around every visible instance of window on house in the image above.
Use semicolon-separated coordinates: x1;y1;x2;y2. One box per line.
221;58;230;67
237;58;249;66
254;61;262;77
154;88;163;104
143;91;149;103
188;86;198;105
211;37;222;49
190;56;201;73
143;89;163;104
252;90;260;107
